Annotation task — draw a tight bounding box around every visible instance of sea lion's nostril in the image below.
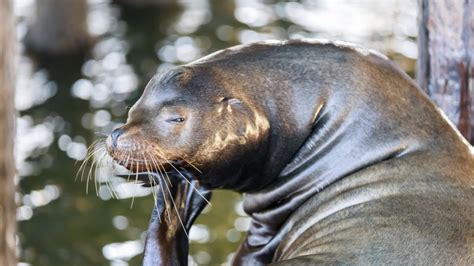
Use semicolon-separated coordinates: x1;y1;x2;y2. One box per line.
110;128;124;148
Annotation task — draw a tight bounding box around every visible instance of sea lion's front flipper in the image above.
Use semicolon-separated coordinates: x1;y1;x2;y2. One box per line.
142;171;211;266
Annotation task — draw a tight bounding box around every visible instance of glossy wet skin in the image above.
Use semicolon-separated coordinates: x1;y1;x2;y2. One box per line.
106;66;270;190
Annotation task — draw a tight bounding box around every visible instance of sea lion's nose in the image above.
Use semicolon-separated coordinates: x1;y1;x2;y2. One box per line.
110;128;124;148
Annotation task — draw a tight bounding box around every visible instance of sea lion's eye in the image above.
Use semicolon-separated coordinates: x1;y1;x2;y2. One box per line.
168;117;185;123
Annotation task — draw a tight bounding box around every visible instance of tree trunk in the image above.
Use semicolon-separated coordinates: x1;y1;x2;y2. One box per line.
417;0;473;144
0;0;17;265
25;0;90;55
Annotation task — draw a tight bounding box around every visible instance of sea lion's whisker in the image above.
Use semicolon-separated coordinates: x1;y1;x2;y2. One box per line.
160;173;189;238
145;147;210;206
149;155;162;187
130;193;135;209
152;172;167;224
84;152;96;194
90;149;105;196
153;155;174;225
152;146;179;185
128;159;146;210
80;153;94;184
146;153;158;198
157;155;173;189
153;183;163;223
98;151;113;196
93;150;107;197
166;160;211;206
178;155;202;174
75;139;102;167
150;155;172;225
80;140;106;193
76;140;99;174
124;151;132;182
148;148;172;186
98;152;117;199
93;132;109;137
143;151;170;223
106;156;119;199
148;155;163;220
86;148;102;195
77;142;105;182
165;138;198;166
134;159;140;185
143;152;152;184
149;151;211;206
153;158;170;189
88;143;107;196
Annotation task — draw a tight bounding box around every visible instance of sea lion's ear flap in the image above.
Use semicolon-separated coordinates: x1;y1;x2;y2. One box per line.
218;97;249;116
218;97;244;110
218;97;242;105
225;98;242;105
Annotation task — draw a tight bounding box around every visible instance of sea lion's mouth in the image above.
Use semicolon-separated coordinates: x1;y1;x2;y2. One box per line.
114;158;175;173
107;143;185;173
111;153;192;187
113;158;174;186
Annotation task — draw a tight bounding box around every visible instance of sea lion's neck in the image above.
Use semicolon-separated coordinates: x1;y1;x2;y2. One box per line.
243;89;415;215
235;73;438;263
240;51;440;215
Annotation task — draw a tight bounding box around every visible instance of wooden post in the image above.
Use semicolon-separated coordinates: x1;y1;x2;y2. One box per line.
25;0;90;54
0;0;17;265
115;0;175;7
417;0;473;144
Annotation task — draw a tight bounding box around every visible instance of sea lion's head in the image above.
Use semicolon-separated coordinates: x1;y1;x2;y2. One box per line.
106;66;270;191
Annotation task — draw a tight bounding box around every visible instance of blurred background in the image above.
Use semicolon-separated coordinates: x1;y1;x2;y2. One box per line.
14;0;418;265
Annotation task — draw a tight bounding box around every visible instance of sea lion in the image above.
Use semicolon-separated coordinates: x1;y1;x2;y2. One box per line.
106;39;474;265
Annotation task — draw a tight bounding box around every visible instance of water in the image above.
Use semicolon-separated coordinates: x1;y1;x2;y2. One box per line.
15;0;417;265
